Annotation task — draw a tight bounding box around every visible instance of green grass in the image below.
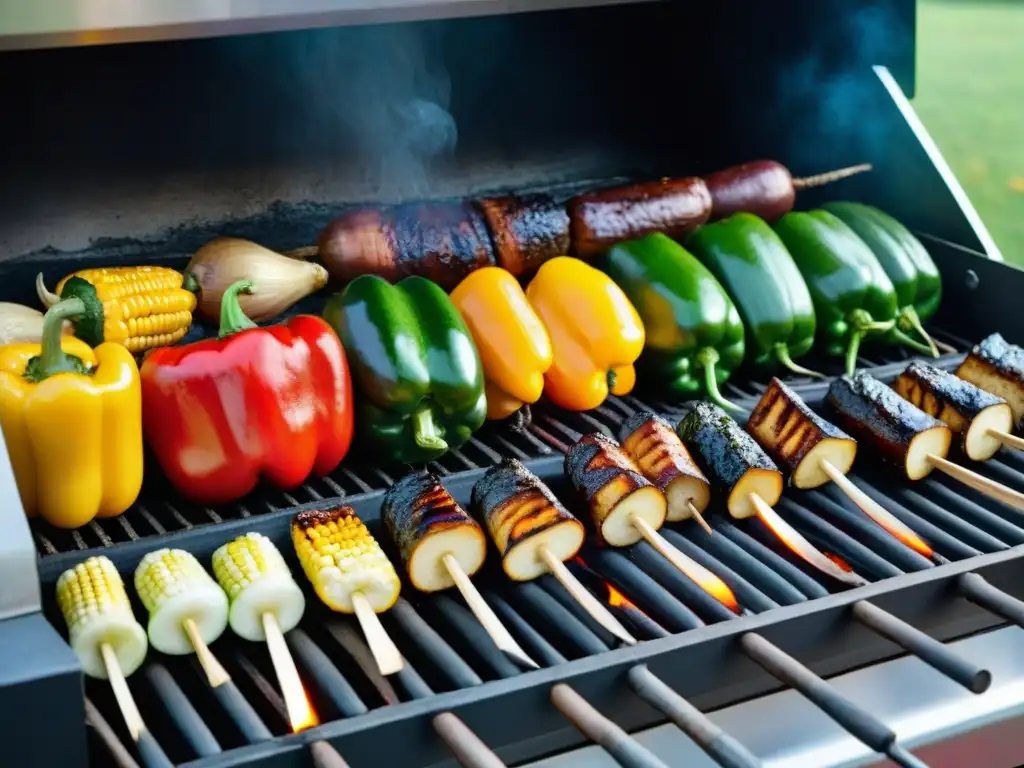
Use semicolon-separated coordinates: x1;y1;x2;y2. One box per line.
915;0;1024;263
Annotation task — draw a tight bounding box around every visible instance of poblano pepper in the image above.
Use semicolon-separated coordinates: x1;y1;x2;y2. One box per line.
774;210;930;377
601;233;745;411
322;275;486;465
686;212;823;378
823;202;942;357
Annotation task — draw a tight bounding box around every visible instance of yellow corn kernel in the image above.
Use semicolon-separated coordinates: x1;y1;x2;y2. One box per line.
292;507;400;614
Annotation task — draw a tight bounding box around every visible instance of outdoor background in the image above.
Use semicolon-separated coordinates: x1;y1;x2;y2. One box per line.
915;0;1024;264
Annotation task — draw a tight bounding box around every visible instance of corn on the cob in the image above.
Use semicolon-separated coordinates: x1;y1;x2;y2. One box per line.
292;507;401;613
36;266;196;353
135;548;229;655
56;556;148;679
211;533;305;642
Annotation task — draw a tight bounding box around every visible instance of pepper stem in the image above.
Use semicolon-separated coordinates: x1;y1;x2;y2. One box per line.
773;343;826;379
845;330;865;378
412;405;449;453
218;281;259;339
844;311;897;377
697;347;741;412
22;298;90;383
891;326;937;356
898;306;939;357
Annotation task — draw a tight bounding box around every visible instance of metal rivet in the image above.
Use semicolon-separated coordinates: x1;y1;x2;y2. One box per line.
965;270;980;290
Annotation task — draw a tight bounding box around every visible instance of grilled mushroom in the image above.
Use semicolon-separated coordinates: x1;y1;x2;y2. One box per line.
956;333;1024;432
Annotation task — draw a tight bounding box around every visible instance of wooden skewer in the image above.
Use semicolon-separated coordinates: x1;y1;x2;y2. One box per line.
183;618;231;688
988;428;1024;452
262;612;318;730
927;454;1024;511
538;547;638;646
351;592;405;675
310;740;352;768
748;493;869;587
819;459;934;558
100;643;174;768
442;554;540;670
629;515;739;613
687;502;714;536
933;338;958;355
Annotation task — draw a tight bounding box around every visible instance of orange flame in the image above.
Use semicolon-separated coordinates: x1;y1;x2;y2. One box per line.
606;583;640;611
868;515;934;559
286;682;319;733
688;567;741;613
824;552;853;572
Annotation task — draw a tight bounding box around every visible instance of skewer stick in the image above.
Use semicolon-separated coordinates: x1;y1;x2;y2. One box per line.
183;618;231;688
933;338;958;355
310;741;352;768
629;515;740;613
261;613;317;730
442;554;540;670
927;454;1024;511
819;459;934;558
748;493;869;587
988;429;1024;452
538;547;638;646
351;592;405;675
687;502;714;536
100;643;174;768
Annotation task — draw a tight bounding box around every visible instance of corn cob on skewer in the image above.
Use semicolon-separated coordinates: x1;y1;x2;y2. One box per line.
135;548;229;655
57;556;148;679
36;266;196;352
212;533;306;642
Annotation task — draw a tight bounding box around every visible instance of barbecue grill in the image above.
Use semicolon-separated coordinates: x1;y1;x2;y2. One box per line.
3;2;1024;767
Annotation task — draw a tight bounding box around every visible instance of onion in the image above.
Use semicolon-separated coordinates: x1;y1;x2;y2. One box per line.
0;302;71;344
184;238;329;324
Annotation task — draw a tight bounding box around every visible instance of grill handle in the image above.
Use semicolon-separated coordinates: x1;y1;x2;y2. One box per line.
432;712;507;768
739;633;928;768
958;572;1024;626
310;740;352;768
626;665;762;768
851;601;991;693
551;683;670;768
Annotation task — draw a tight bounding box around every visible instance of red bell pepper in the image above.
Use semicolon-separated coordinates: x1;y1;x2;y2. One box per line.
141;280;354;505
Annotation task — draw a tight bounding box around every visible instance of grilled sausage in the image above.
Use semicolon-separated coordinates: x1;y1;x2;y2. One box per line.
893;362;1013;462
478;194;570;277
677;402;783;518
827;372;952;480
383;472;487;593
567;177;712;259
317;202;495;289
956;333;1024;432
564;433;667;546
704;161;872;222
746;378;858;489
618;410;710;521
471;458;585;581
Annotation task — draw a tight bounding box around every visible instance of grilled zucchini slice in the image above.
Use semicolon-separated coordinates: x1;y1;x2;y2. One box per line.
956;333;1024;432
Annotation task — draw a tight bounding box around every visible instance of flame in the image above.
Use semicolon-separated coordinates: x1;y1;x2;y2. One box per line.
286;683;320;733
867;514;934;559
824;552;853;572
606;583;640;611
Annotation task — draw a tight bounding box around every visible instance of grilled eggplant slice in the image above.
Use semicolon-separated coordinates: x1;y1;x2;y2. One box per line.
618;410;711;521
827;372;952;480
746;377;858;489
383;473;487;593
564;433;667;546
893;362;1013;462
677;402;783;518
471;458;585;581
956;333;1024;431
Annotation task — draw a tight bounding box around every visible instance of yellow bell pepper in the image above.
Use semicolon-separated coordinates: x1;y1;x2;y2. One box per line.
0;298;143;528
525;257;645;411
451;267;553;420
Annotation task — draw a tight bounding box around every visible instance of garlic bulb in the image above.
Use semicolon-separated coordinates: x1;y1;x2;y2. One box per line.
0;303;71;345
184;238;329;324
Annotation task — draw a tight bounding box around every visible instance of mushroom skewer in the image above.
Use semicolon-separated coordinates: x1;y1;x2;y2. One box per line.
618;411;713;535
384;472;539;670
829;372;1024;511
472;458;637;646
747;378;934;559
956;332;1024;435
565;432;741;610
57;556;173;768
292;508;404;676
212;533;317;729
679;402;869;587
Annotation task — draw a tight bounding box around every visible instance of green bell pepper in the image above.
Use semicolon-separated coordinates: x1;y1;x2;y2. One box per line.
686;212;824;379
823;201;942;357
601;232;745;411
322;274;487;465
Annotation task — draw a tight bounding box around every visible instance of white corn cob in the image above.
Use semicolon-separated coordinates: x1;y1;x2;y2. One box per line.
211;533;305;642
292;507;401;613
56;556;148;679
135;548;229;655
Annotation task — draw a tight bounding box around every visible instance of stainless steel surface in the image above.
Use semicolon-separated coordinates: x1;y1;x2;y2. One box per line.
523;627;1024;768
0;0;656;51
0;434;41;619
